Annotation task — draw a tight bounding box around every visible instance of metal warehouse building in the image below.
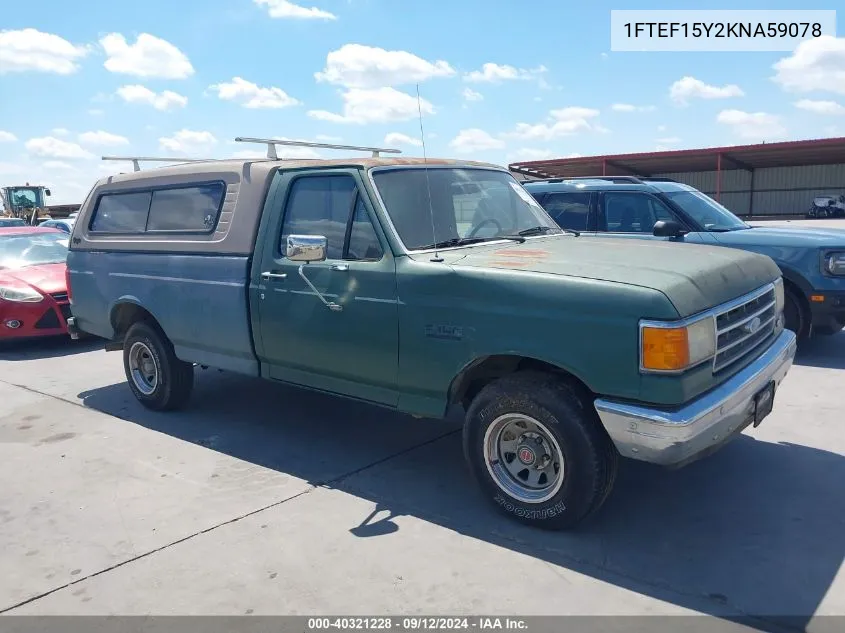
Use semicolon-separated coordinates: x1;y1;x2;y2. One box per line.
508;137;845;218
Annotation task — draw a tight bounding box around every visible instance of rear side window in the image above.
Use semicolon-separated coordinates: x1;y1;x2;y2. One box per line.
89;182;225;234
147;184;225;232
540;192;591;231
90;191;151;233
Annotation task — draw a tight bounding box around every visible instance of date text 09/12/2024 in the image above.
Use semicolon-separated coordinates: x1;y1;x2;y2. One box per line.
307;617;528;631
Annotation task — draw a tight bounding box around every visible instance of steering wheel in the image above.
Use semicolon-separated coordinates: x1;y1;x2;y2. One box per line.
467;217;503;238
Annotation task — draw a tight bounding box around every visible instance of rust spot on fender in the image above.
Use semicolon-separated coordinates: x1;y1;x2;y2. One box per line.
491;249;550;258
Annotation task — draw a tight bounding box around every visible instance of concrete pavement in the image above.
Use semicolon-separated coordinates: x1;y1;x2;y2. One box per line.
0;332;843;630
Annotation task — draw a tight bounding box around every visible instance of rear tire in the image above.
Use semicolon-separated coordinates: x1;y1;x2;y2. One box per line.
123;321;194;411
463;371;618;530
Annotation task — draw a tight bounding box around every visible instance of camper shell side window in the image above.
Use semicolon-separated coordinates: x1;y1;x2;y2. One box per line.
88;181;227;235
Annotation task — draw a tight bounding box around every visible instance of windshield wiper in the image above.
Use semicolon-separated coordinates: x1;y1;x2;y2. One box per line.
415;235;525;250
516;225;579;237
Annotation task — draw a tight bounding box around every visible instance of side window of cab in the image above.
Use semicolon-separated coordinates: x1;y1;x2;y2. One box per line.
537;192;592;232
600;191;676;233
279;174;384;262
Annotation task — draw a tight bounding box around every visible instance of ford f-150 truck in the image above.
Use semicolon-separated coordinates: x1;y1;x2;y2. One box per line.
65;139;797;530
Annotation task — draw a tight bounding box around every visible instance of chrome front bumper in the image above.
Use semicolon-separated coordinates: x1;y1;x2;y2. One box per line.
593;329;797;468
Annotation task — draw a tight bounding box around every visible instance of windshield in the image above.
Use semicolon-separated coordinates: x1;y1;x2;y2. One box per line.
10;188;39;209
371;167;562;250
0;232;68;269
662;189;749;231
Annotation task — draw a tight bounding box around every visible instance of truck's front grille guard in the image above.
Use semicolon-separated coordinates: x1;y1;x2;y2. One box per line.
712;286;777;373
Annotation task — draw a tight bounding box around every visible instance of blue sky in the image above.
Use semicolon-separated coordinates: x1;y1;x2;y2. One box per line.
1;0;844;203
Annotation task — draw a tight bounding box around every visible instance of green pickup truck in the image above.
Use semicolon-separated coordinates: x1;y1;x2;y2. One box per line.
66;141;797;530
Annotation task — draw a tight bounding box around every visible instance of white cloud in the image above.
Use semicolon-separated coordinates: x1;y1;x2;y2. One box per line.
254;0;336;20
0;28;88;75
308;87;434;124
116;84;188;111
43;160;75;171
773;36;845;95
669;76;744;105
611;103;656;112
449;129;505;153
505;107;602;141
159;129;218;155
0;130;17;143
101;33;194;79
51;128;70;136
208;77;300;109
507;148;557;162
656;136;682;144
463;63;547;84
316;134;342;142
716;110;787;141
78;130;130;146
315;44;455;89
657;125;667;132
462;87;483;102
794;99;845;115
384;132;422;147
25;136;94;160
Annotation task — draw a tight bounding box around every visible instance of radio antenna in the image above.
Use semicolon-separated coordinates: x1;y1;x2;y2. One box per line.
416;84;442;263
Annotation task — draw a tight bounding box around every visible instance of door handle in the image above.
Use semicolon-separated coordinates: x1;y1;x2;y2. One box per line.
331;263;349;272
261;271;288;280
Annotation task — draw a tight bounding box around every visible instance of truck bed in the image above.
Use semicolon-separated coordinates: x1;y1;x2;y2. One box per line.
67;251;259;376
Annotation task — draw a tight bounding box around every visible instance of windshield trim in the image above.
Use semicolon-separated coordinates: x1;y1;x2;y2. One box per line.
366;164;556;255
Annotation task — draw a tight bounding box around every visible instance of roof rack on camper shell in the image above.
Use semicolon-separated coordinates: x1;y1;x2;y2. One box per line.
102;137;404;172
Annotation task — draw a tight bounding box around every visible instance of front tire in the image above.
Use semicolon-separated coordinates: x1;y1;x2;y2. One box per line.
783;286;811;342
463;371;618;530
123;321;194;411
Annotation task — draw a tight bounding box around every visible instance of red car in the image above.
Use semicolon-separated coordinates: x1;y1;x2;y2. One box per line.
0;227;72;341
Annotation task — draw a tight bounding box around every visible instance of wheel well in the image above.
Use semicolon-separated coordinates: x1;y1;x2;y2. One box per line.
449;355;593;411
110;303;158;340
782;277;810;315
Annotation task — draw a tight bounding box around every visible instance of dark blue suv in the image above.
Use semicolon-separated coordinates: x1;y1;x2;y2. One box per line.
522;176;845;341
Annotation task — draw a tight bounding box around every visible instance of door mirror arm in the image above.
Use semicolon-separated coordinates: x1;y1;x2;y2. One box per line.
285;234;343;312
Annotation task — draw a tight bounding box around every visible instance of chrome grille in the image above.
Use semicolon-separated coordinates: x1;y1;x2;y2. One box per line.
713;285;777;373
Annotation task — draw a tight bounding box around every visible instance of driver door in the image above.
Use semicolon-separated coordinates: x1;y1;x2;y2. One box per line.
254;171;399;407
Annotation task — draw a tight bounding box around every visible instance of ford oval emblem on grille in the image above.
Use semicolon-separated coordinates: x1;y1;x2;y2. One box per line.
744;316;762;334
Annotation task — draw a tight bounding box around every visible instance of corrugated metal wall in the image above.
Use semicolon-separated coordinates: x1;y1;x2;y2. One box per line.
655;163;845;216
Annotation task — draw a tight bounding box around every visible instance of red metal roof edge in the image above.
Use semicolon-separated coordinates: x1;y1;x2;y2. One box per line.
508;136;845;169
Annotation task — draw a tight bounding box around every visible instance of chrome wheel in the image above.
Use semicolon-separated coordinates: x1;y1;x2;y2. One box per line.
483;413;565;504
128;341;158;395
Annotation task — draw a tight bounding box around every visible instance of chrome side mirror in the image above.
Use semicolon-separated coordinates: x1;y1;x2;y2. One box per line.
286;234;327;263
285;234;341;312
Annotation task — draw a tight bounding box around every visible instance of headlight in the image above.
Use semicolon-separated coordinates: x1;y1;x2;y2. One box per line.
824;252;845;276
0;285;44;303
640;316;716;373
773;278;785;314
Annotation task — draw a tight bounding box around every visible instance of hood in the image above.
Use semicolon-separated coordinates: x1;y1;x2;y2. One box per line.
443;236;780;317
716;225;845;248
0;262;67;294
